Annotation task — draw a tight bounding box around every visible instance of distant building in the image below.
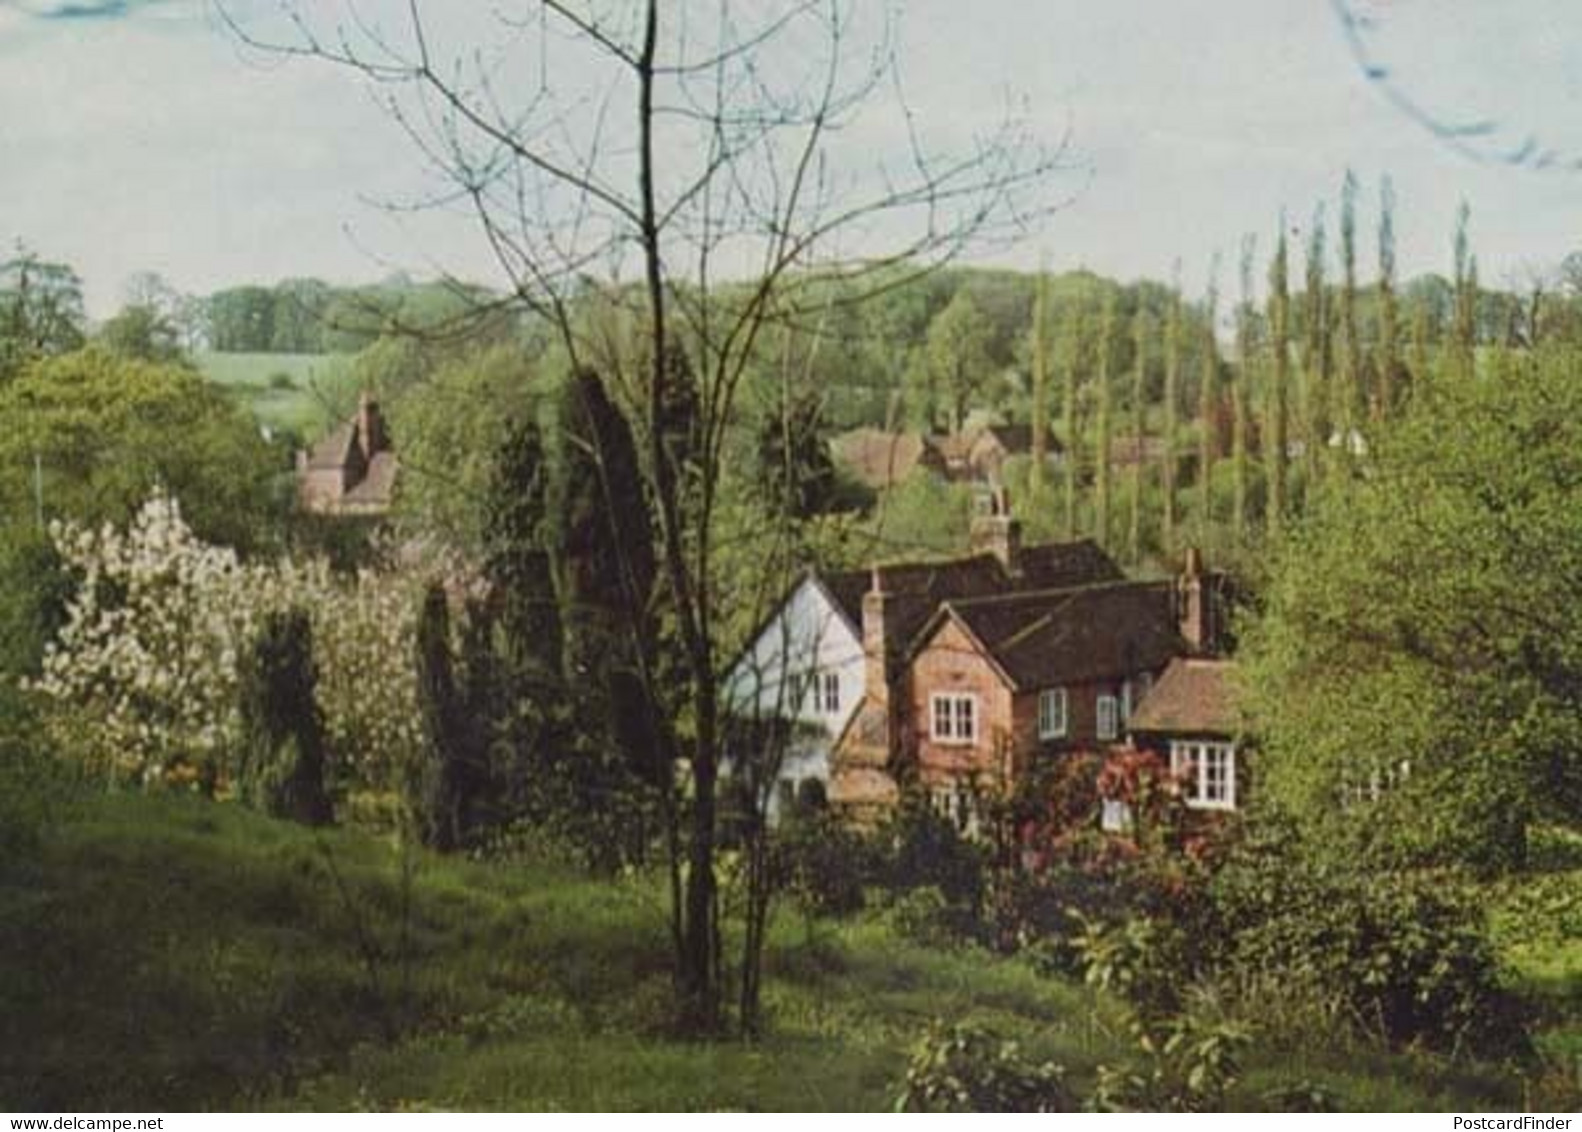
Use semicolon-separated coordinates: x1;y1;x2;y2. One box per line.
297;392;399;516
830;422;1062;492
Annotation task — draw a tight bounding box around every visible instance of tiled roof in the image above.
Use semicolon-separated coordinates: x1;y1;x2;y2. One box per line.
306;421;359;470
816;539;1123;655
830;428;932;489
1128;657;1238;735
343;451;398;506
938;580;1185;691
820;568;872;633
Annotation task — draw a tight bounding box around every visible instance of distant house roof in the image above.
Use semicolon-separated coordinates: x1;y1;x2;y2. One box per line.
830;428;936;490
922;580;1185;692
1128;657;1239;736
974;423;1063;457
298;392;398;516
305;420;359;471
1108;435;1169;468
343;451;398;509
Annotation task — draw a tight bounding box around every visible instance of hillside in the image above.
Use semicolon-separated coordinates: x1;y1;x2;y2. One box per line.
0;788;1539;1112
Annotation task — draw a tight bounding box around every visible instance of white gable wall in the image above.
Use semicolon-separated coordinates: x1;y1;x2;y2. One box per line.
722;575;865;821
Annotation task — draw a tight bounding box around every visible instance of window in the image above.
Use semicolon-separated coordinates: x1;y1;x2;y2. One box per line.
1038;687;1068;739
1101;798;1133;833
1170;740;1237;810
930;693;978;744
815;671;841;714
1096;694;1119;741
786;673;804;710
1120;680;1135;725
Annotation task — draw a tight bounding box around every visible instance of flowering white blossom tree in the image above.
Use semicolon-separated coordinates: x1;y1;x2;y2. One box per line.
29;490;423;796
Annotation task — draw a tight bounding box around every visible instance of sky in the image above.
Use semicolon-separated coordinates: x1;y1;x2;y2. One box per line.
4;0;1582;318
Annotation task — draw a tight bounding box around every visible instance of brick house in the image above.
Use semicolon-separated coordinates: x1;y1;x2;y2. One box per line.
297;392;398;516
830;497;1227;828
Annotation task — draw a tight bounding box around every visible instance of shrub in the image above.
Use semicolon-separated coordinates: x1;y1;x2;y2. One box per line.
1208;838;1528;1054
236;609;332;825
896;1020;1072;1113
880;797;988;911
1089;1014;1250;1113
888;886;959;948
780;809;870;918
1071;912;1190;1022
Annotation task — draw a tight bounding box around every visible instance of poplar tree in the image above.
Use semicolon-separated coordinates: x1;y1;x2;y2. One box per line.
1337;171;1361;458
1128;306;1149;564
1266;217;1291;537
1409;297;1433;389
1063;299;1086;539
1198;262;1221;539
1161;263;1182;551
1453;203;1478;380
1376;175;1400;418
1094;289;1116;548
1030;266;1051;490
1302;206;1331;482
1234;236;1256;542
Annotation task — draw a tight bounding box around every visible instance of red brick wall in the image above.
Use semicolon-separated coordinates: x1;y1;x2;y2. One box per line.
907;620;1014;790
905;617;1172;798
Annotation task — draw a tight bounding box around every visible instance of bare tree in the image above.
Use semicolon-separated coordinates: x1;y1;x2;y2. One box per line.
221;0;1075;1032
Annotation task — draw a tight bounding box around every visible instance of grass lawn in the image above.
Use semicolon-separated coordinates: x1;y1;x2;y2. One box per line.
0;790;1556;1112
195;352;350;438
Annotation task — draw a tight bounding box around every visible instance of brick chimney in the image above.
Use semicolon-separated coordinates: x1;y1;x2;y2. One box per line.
969;485;1022;575
862;567;896;708
357;392;386;461
1175;546;1213;653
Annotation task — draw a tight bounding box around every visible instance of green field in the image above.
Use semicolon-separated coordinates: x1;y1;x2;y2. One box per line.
1;786;1559;1112
196;351;350;438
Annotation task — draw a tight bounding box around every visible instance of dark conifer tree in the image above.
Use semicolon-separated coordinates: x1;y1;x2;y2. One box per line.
236;608;333;826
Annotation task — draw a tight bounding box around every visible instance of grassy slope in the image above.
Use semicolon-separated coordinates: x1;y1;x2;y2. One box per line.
195;352;347;437
0;792;1548;1112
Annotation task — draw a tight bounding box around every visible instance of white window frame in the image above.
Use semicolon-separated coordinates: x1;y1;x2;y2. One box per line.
929;692;979;745
1101;798;1133;833
1120;680;1135;725
1096;693;1119;741
1037;687;1068;740
1170;740;1237;811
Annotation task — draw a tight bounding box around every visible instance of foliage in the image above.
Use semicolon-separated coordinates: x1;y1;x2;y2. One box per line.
29;491;422;794
0;247;85;381
1088;1014;1250;1113
388;342;541;553
779;805;872;919
97;303;183;364
896;1020;1072;1112
0;347;284;552
1239;348;1582;870
1206;825;1528;1054
880;796;988;914
755;391;838;519
235;608;333;824
411;584;490;851
1072;912;1190;1022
